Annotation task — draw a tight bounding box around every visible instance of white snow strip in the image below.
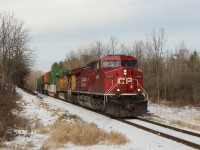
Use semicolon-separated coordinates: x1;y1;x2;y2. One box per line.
38;92;196;150
148;102;200;134
4;88;198;150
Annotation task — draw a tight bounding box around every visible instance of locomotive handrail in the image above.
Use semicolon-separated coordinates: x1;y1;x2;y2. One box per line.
104;82;118;108
103;79;148;109
133;79;148;100
105;83;118;95
138;84;148;100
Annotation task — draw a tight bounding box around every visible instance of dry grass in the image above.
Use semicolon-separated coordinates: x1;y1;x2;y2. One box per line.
41;115;128;149
36;122;48;134
13;117;32;131
195;117;200;123
38;101;49;110
59;113;82;122
0;91;32;148
50;109;59;116
107;131;127;145
170;119;200;131
0;92;20;143
37;100;69;117
0;121;5;135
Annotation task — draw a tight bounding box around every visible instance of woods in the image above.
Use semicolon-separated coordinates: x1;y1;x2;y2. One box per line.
0;12;34;92
51;29;200;105
0;11;199;105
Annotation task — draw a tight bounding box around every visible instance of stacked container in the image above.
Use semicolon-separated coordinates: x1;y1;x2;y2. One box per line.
44;72;50;94
48;69;59;96
37;75;44;93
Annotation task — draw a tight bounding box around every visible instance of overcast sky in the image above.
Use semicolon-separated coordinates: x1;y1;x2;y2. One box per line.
1;0;199;71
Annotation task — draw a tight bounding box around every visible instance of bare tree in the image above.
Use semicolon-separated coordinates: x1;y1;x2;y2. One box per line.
93;40;105;59
119;43;130;55
145;28;167;103
174;41;189;76
24;69;44;91
64;50;82;70
109;36;118;55
0;12;34;92
129;41;145;69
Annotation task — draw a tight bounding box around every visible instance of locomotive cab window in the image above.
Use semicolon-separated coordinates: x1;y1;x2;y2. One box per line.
102;60;120;68
121;60;137;67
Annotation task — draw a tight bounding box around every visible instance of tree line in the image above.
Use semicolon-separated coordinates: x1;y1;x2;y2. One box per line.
52;29;200;105
0;12;34;92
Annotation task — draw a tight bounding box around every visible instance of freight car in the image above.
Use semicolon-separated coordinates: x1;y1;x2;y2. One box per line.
37;55;148;117
37;75;44;93
37;69;67;96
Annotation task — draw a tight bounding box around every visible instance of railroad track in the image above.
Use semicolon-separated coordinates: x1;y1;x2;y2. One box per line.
33;91;200;149
137;117;200;138
117;119;200;150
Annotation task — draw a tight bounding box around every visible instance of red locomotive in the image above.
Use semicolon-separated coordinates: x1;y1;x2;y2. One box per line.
37;55;148;117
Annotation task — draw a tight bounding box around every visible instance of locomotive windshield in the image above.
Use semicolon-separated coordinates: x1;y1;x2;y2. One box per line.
103;60;120;68
121;60;137;67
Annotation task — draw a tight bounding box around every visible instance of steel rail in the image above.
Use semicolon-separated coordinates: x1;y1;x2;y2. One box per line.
136;117;200;138
117;119;200;150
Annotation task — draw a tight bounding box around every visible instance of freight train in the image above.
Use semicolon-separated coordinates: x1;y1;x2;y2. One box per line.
37;55;148;117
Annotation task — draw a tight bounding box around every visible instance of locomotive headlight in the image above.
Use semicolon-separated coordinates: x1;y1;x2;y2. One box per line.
123;69;127;75
137;89;141;92
116;88;121;96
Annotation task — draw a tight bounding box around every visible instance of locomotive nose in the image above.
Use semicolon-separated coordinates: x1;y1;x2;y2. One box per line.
115;67;143;94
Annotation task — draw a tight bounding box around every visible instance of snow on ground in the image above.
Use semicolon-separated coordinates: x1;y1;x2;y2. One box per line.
148;102;200;134
4;88;199;150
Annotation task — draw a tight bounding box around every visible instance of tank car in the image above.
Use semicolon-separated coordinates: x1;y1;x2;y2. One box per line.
56;55;148;117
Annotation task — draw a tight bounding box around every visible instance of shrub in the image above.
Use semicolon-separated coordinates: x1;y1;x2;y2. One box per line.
41;116;128;149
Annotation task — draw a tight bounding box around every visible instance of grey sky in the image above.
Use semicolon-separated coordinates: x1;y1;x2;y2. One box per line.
1;0;199;71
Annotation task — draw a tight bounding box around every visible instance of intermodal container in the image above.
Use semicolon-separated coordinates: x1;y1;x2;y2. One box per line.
37;75;44;91
49;69;59;85
59;68;67;74
44;72;50;84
